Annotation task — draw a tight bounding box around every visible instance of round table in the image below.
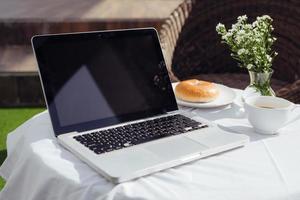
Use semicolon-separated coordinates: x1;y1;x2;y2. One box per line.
1;90;300;200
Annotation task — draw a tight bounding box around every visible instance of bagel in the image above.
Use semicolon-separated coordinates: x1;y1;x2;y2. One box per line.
175;79;219;102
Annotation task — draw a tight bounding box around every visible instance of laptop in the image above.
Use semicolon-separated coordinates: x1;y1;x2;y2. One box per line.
32;28;249;183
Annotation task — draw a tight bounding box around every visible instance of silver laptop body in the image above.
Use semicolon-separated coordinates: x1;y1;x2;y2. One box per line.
32;28;249;183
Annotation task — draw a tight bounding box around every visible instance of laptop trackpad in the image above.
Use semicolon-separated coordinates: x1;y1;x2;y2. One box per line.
145;137;208;161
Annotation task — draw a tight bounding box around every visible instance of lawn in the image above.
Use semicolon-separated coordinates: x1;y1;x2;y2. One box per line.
0;108;45;190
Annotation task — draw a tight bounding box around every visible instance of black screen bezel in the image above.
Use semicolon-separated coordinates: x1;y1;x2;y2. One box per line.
32;28;178;136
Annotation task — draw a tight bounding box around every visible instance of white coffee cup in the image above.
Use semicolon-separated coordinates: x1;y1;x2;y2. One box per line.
244;96;299;134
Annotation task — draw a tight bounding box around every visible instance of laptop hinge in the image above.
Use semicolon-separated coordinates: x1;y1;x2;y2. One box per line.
58;131;78;137
167;110;179;115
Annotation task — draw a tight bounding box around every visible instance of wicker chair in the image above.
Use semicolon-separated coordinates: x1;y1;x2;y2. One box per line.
160;0;300;103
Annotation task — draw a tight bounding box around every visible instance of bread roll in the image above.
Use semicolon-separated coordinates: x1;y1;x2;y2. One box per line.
175;79;219;102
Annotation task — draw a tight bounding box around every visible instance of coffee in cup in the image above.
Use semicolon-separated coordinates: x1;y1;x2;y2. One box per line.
244;96;299;134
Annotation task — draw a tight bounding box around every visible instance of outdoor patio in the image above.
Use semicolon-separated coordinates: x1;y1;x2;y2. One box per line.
1;0;300;199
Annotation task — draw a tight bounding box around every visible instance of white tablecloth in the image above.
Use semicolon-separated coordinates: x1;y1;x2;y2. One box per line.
1;90;300;200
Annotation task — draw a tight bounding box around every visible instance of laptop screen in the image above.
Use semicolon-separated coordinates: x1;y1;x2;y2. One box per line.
32;28;178;135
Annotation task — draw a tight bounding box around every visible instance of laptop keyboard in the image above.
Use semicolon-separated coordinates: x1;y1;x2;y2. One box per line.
73;114;208;154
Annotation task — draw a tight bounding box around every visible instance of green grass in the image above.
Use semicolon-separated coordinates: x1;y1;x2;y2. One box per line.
0;108;45;189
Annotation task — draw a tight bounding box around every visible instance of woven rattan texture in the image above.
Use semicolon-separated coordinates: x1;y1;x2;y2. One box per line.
160;0;300;103
190;73;287;91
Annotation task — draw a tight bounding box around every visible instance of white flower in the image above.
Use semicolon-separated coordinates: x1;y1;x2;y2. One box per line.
216;23;225;32
261;15;272;21
238;15;248;22
244;24;252;30
237;30;246;35
266;55;272;62
237;48;248;55
231;24;238;31
252;21;258;27
222;32;233;40
247;64;254;69
235;36;242;44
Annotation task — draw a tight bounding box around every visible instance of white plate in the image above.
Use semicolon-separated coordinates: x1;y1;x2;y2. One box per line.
172;82;236;108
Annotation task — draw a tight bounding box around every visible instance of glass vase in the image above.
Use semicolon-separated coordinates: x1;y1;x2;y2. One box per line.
242;69;275;100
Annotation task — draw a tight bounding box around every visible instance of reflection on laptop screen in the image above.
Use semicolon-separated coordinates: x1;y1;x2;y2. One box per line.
33;29;178;135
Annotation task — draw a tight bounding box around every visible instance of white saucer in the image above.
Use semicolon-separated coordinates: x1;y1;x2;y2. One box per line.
172;82;236;108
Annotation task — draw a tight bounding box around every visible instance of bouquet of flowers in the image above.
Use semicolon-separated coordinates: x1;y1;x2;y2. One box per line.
216;15;277;73
216;15;278;97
